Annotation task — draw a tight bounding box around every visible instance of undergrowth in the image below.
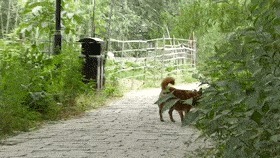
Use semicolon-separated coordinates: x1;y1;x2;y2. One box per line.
0;39;121;139
183;1;280;157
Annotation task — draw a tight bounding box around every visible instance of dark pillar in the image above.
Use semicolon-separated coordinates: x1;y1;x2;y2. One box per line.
54;0;62;54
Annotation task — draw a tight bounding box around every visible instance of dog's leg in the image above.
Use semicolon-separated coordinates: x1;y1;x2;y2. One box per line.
159;109;164;122
181;107;191;124
159;104;164;122
168;107;175;122
178;111;184;123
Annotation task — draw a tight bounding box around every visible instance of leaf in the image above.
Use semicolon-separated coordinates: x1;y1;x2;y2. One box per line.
41;22;49;28
233;96;246;105
73;14;84;24
182;110;200;126
213;110;231;121
154;92;175;105
66;13;75;19
182;98;193;105
270;134;280;142
250;111;263;125
261;103;269;113
161;98;180;113
65;27;70;34
32;6;42;16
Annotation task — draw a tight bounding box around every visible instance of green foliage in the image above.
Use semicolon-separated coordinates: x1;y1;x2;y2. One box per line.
0;0;101;138
102;0;187;39
184;0;280;157
13;1;54;39
2;2;279;158
2;0;187;41
155;92;178;113
0;40;41;136
0;38;93;137
0;0;20;37
154;91;193;113
172;0;252;68
1;0;183;139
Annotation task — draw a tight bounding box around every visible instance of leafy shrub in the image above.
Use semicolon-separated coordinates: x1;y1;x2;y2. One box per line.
184;1;280;157
0;39;93;137
0;40;42;136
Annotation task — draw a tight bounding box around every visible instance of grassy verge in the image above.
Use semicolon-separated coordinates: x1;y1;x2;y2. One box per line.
0;87;123;140
0;39;124;140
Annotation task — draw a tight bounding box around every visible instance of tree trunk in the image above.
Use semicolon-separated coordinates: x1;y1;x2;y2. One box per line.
14;2;19;29
5;0;11;35
0;13;4;38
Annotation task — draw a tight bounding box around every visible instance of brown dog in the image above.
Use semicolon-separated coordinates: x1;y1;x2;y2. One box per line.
158;77;202;123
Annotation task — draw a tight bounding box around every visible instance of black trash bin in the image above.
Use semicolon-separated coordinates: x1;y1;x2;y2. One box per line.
78;37;105;89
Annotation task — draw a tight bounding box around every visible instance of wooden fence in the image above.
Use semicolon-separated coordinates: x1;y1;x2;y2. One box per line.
105;37;197;89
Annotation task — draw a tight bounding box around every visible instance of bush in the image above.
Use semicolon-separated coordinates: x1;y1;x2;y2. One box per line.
184;1;280;157
0;39;92;137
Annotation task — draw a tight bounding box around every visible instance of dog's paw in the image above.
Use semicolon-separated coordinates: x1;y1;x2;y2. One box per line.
160;119;165;122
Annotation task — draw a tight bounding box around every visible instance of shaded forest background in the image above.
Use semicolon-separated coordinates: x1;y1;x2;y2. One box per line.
0;0;279;157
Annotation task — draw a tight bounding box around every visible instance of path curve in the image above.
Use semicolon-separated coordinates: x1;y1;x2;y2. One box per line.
0;83;211;158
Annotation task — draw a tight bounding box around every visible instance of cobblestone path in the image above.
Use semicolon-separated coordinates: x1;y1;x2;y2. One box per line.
0;84;211;158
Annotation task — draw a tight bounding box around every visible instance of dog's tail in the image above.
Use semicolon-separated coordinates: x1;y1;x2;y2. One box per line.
161;77;175;90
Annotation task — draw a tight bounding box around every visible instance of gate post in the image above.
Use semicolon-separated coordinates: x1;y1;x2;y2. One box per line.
189;32;196;67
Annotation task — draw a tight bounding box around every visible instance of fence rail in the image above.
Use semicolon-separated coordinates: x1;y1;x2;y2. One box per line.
105;37;197;89
1;37;196;90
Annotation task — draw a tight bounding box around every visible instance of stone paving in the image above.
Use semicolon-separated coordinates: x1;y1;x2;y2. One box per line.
0;84;212;158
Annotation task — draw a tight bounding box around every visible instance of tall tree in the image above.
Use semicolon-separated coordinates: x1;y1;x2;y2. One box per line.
0;0;19;38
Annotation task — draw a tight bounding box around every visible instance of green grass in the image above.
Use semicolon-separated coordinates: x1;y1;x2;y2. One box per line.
106;59;198;90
